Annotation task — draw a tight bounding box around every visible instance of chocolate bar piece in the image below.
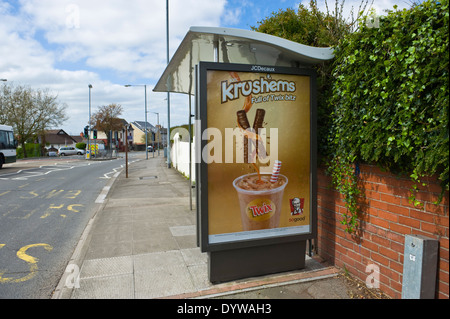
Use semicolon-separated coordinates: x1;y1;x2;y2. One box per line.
237;110;250;163
253;109;265;157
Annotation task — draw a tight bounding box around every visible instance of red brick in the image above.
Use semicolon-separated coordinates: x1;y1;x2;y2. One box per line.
371;234;390;247
410;209;435;223
341;254;357;268
437;281;449;297
362;173;384;184
370;199;389;211
390;260;404;274
438;259;449;273
347;249;362;263
371;252;390;266
415;190;442;203
380;193;401;205
425;202;448;215
421;221;445;236
398;216;421;228
361;239;379;252
438;269;449;285
386;231;405;244
365;189;380;201
380;246;399;262
390;280;403;297
370;216;390;229
384;175;415;190
390;222;411;235
359;245;371;258
377;210;399;222
440;237;449;249
381;267;400;282
387;203;410;216
390;240;404;253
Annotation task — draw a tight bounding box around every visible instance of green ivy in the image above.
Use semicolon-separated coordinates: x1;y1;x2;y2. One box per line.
328;0;449;232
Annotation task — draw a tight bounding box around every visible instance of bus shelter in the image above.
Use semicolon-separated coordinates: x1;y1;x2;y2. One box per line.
154;26;333;283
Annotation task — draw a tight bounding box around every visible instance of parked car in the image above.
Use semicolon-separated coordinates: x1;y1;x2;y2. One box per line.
58;146;85;156
147;145;154;152
48;150;57;157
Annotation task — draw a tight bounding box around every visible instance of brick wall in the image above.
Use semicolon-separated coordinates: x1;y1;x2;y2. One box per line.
316;163;449;299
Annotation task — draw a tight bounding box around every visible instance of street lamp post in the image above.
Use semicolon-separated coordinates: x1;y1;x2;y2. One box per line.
88;84;93;159
166;0;171;169
152;112;160;156
125;84;148;160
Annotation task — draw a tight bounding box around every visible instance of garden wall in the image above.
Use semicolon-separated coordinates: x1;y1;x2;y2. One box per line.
317;163;449;299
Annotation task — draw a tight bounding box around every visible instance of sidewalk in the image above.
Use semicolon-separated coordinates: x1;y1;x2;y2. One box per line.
53;153;350;299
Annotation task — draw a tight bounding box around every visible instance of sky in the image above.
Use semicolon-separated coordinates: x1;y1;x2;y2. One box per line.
1;0;414;135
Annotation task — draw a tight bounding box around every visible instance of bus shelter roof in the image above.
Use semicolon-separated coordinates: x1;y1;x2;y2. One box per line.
153;26;334;95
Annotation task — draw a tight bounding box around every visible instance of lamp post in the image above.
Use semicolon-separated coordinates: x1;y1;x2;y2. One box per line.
152;112;160;156
166;0;171;168
125;84;148;160
88;84;92;159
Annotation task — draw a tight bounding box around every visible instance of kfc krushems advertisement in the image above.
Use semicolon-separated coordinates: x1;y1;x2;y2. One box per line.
199;63;315;247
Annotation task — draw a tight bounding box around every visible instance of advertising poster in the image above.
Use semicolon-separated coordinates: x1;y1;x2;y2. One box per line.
198;63;315;249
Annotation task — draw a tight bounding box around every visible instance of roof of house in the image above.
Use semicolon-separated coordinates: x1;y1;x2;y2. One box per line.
71;135;83;143
44;129;77;145
131;121;158;134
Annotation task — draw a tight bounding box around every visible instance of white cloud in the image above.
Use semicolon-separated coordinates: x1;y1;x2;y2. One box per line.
1;0;416;134
0;0;227;133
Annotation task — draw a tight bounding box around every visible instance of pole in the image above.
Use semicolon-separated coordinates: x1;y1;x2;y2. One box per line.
125;128;128;178
166;0;171;168
88;84;92;160
189;93;192;211
156;113;160;156
145;85;148;160
124;84;149;159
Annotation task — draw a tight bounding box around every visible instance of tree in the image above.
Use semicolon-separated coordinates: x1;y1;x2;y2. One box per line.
251;0;373;156
91;103;124;147
0;83;67;157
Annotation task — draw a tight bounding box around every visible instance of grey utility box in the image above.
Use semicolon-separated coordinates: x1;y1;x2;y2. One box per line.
402;234;439;299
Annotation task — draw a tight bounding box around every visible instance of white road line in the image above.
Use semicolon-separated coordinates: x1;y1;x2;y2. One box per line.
95;186;111;204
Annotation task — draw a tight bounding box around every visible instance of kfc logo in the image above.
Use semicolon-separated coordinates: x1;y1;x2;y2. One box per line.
289;197;304;215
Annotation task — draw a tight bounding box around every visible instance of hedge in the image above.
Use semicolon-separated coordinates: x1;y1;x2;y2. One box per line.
327;0;448;231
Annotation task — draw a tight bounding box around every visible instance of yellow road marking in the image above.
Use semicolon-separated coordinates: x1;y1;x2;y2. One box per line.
0;243;53;283
65;190;82;199
46;190;64;199
67;204;83;213
20;191;39;199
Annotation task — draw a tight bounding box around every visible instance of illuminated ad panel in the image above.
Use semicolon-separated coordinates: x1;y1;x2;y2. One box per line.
197;62;317;250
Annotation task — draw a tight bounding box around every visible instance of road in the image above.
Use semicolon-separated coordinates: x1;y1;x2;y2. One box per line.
0;154;139;298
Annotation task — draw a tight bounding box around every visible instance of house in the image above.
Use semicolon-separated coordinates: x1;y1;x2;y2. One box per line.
42;129;78;151
71;135;84;145
90;118;129;152
130;121;157;151
156;125;167;149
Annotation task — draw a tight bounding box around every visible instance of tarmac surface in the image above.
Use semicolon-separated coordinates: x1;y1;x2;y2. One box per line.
52;152;358;300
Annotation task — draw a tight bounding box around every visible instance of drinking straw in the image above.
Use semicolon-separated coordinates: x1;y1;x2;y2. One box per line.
270;160;282;183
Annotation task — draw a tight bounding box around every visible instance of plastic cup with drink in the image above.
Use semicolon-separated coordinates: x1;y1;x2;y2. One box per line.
233;161;288;231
